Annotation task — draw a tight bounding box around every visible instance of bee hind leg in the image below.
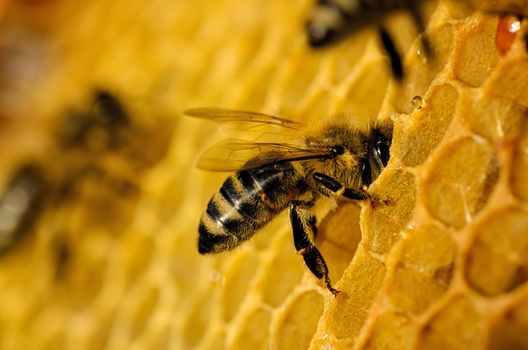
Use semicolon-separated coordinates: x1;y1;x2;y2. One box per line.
289;201;339;296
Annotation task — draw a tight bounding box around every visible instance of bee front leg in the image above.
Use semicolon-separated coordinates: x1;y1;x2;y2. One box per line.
312;172;369;200
289;201;339;296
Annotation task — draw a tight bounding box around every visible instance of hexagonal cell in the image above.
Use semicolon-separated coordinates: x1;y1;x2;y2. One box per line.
325;251;386;340
200;329;226;350
259;233;304;308
443;0;474;19
453;15;499;87
470;0;528;14
318;203;362;253
363;169;416;254
316;203;362;287
298;89;334;123
391;24;455;115
394;84;458;167
487;296;528;350
221;251;259;322
484;37;528;107
362;311;415;350
182;291;216;348
229;306;271;350
460;90;525;142
64;232;111;307
129;285;160;341
400;223;456;279
466;207;528;296
326;29;372;87
511;122;528;201
121;232;155;289
268;47;324;110
334;59;389;121
388;266;450;315
423;137;499;228
274;290;324;350
418;295;486;349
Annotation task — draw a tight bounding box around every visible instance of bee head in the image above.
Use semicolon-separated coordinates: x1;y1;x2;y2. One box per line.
304;122;371;187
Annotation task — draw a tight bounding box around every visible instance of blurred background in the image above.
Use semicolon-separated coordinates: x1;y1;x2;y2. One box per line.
1;0;528;349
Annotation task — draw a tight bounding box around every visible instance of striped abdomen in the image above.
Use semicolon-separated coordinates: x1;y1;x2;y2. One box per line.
198;163;301;254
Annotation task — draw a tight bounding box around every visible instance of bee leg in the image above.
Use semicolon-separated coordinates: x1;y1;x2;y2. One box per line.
313;172;369;200
290;201;339;296
378;26;404;81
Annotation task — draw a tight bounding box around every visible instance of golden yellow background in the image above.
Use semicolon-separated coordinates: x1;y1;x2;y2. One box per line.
0;0;527;349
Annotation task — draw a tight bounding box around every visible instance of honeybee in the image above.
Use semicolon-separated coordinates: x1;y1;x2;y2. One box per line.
58;89;130;151
185;108;393;295
306;0;429;80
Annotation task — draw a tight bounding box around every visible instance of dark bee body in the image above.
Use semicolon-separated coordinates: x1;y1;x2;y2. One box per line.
58;89;130;150
187;108;393;294
0;165;46;252
307;0;408;47
199;162;302;254
307;0;427;80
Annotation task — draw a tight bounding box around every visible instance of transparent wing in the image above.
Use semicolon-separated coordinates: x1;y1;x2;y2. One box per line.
184;108;303;133
197;138;335;172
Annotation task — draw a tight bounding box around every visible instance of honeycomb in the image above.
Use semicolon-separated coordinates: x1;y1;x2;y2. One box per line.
0;0;527;349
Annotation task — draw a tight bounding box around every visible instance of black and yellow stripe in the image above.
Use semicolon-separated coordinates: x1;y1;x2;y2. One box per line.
198;164;300;254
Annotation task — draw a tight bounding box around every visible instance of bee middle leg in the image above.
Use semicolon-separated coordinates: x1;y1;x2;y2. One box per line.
289;200;339;296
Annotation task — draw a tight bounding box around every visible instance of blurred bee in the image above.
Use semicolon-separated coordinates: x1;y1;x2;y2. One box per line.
58;89;130;152
0;164;46;253
0;89;172;254
306;0;430;80
185;108;393;295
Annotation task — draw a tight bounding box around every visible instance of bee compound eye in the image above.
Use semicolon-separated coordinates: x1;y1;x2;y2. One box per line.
376;141;390;166
331;145;345;156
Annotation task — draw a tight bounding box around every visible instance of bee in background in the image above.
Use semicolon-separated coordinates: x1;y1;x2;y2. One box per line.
0;164;46;253
306;0;430;80
57;89;130;152
185;108;393;295
0;89;172;255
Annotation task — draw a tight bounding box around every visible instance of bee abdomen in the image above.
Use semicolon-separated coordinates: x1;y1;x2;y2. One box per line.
198;165;295;254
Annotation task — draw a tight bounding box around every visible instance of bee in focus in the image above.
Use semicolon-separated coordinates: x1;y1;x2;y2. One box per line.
306;0;430;80
185;108;393;295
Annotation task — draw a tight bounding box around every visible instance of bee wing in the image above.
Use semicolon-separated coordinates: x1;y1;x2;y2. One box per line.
184;108;303;134
197;138;334;172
